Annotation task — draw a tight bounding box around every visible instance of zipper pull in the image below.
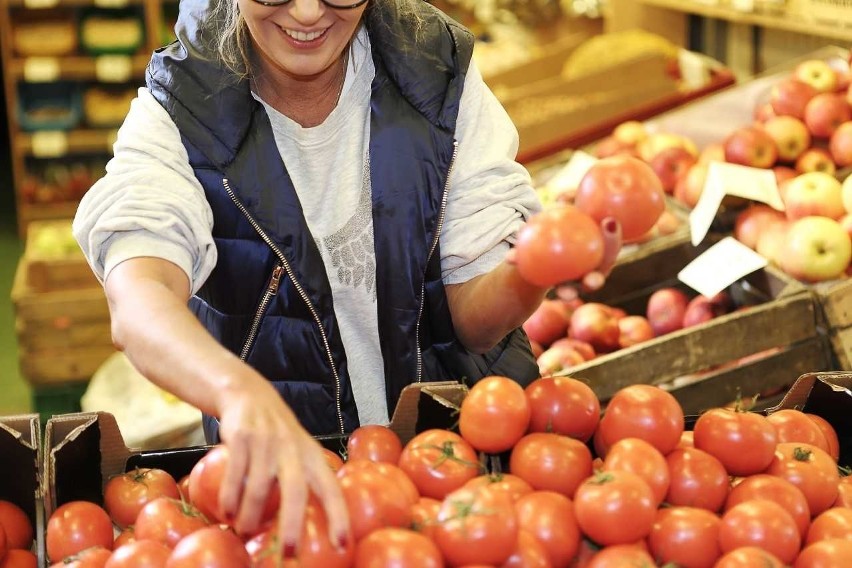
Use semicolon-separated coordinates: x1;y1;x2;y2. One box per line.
268;265;284;295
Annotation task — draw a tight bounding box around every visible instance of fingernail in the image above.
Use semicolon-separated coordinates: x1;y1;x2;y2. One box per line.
604;219;618;233
283;543;297;558
224;510;235;522
337;534;349;549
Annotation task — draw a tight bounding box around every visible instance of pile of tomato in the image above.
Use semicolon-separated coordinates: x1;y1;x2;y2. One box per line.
37;375;852;567
0;500;36;567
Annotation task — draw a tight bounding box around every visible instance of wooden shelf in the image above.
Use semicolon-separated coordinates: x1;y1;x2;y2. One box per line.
19;201;81;224
10;54;149;83
640;0;852;43
6;0;141;6
16;128;117;157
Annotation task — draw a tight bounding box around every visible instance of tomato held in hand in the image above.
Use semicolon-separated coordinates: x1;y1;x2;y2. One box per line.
104;468;181;529
459;375;531;454
514;205;605;287
575;155;666;242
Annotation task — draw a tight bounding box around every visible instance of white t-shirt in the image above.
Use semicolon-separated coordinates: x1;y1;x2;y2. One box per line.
73;26;540;426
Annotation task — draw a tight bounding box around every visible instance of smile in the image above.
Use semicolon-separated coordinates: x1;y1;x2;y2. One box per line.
282;28;328;42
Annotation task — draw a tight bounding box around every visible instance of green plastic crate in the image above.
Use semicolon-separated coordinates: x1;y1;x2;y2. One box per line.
32;382;88;425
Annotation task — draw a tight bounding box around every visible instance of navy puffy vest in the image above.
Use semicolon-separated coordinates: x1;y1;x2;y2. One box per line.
146;0;538;439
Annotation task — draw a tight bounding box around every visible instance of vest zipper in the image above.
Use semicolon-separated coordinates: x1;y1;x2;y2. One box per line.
222;179;346;435
415;140;459;383
239;264;283;361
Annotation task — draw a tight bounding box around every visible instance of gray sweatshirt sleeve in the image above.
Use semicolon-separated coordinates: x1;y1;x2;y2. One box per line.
72;88;217;294
440;59;542;285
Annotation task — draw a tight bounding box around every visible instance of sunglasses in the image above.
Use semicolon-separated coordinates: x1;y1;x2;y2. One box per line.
250;0;368;7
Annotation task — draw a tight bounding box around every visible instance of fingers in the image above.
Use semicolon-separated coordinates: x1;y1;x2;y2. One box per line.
218;432;249;523
596;217;623;277
234;435;277;535
504;247;518;265
307;445;350;550
581;271;606;292
276;437;309;556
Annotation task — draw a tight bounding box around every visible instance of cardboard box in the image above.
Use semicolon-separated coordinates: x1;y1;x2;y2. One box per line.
0;414;45;567
43;381;468;517
564;237;834;415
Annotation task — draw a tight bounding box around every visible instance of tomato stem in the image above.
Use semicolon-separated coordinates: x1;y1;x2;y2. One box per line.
792;447;813;462
839;464;851;477
420;442;484;472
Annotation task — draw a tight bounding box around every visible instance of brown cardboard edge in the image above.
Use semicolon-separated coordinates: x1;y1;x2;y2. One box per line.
388;381;467;445
0;414;43;568
766;371;852;413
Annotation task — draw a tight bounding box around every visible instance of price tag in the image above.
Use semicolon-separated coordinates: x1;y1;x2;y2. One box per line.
678;236;768;298
23;0;59;8
544;150;598;200
93;0;129;7
690;161;784;246
95;56;133;83
31;131;68;158
23;58;60;83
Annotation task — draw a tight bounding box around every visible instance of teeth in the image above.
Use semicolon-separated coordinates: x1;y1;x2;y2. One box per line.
284;29;325;42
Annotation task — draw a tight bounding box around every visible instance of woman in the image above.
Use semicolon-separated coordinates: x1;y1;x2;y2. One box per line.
73;0;618;555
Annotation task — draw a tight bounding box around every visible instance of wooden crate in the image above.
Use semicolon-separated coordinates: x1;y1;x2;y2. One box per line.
11;256;114;386
23;220;98;293
562;237;834;415
806;279;852;370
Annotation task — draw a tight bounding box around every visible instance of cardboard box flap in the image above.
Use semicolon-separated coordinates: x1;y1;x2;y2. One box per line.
388;381;468;446
125;446;210;481
44;411;132;516
0;414;41;529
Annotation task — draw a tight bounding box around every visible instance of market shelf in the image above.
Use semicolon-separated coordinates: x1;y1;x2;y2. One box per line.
16;128;117;157
6;0;142;6
9;54;149;83
639;0;852;43
19;202;83;226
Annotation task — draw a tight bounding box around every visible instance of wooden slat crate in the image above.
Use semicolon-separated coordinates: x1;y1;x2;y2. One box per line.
11;256;114;386
23;220;98;293
562;236;834;415
806;279;852;371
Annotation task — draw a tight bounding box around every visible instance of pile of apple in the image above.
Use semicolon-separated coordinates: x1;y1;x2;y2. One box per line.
524;287;733;377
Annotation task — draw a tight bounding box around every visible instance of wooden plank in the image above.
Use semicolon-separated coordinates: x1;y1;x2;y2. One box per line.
604;0;687;46
829;326;852;370
563;292;819;401
20;346;116;385
666;337;833;415
16;318;113;351
11;259;110;323
814;279;852;329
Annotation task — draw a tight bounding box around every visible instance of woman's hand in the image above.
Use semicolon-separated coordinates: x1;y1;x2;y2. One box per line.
215;375;350;555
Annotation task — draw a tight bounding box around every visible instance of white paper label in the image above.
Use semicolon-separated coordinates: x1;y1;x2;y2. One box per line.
23;58;60;83
31;131;68;158
690;161;784;246
95;56;133;83
678;237;769;298
545;150;598;198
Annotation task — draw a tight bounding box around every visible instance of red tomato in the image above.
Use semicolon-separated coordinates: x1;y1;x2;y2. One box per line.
647;507;722;568
409;497;441;540
104;468;180;529
133;497;209;549
665;447;730;512
765;442;840;516
165;526;250;567
434;485;518;566
596;384;684;457
678;430;695;449
767;409;831;453
575;155;666;242
574;470;656;546
836;476;852;508
602;437;670;505
322;448;345;472
354;528;443;568
112;528;134;549
49;547;112;568
398;429;481;499
509;432;592;498
514;491;580;568
0;500;34;550
524;377;600;442
0;549;37;568
714;546;785;568
463;473;533;503
187;445;280;526
514;205;605;287
336;462;413;541
795;539;852;567
46;501;114;562
105;540;172;568
177;476;191;501
806;414;840;461
585;544;657;568
340;460;419;504
719;500;801;564
806;508;852;545
693;408;778;476
346;425;403;464
725;474;811;539
245;500;354;568
502;529;551;568
459;376;531;454
0;524;5;560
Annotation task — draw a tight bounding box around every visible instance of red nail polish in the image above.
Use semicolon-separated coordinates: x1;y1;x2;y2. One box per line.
337;534;349;549
283;543;297;558
605;219;618;233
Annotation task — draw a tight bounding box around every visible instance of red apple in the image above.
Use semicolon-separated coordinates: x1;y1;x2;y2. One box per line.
649;146;698;194
568;302;620;353
617;315;655;348
780;216;852;281
682;292;732;328
762;116;811;162
550;337;596;361
698;142;726;164
522;299;572;347
783;172;845;221
770;78;819;119
794;59;840;93
594;136;640;159
673;163;708;209
754;102;777;124
734;204;788;249
612;120;648;146
804;92;851;138
773;166;799;189
829;121;852;167
756;220;790;264
638;132;698;163
839;213;852;240
842;173;852;214
645;287;690;336
795;146;837;175
655;209;682;236
537;345;586;377
723;126;778;168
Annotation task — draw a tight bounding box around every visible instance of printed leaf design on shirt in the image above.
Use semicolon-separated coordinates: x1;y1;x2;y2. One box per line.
323;177;376;300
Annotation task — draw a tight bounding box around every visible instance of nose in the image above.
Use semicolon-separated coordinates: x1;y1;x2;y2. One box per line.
288;0;324;24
